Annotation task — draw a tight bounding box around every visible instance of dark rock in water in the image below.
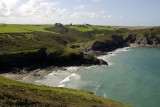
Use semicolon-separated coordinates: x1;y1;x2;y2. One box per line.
82;54;108;66
100;59;108;65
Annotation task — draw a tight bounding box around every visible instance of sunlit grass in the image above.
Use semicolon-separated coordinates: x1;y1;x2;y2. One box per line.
0;24;55;33
68;25;116;32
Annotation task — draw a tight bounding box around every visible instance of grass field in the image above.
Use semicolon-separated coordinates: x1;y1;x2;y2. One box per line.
110;26;156;30
0;24;55;33
68;25;115;32
0;24;159;55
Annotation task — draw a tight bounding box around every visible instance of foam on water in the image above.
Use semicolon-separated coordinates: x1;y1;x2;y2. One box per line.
84;65;97;69
103;91;107;98
58;73;81;87
94;84;100;94
34;70;72;87
113;47;131;53
64;66;80;72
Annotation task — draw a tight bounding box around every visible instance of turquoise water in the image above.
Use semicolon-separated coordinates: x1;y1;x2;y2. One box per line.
64;47;160;107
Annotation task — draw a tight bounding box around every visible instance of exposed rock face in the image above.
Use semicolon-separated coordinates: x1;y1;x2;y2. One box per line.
82;54;108;66
92;35;126;52
92;41;107;51
0;48;108;73
91;33;160;52
1;27;160;73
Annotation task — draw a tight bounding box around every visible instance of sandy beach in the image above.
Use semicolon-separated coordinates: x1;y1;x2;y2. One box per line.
0;72;32;81
0;66;81;87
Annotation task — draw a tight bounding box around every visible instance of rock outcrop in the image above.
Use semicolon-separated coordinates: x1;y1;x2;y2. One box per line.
0;48;108;73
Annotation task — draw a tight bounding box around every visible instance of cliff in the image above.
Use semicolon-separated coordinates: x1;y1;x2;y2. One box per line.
0;48;107;73
0;24;160;72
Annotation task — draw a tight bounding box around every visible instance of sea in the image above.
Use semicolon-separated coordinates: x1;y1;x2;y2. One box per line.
35;47;160;107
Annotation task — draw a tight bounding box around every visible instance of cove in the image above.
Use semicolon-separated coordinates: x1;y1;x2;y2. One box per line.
62;47;160;107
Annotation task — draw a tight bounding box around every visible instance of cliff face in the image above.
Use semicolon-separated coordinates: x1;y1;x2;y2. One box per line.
0;25;160;73
91;28;160;52
92;35;125;52
0;48;108;73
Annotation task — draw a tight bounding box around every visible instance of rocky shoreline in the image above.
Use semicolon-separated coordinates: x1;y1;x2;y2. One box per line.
1;44;160;87
1;41;160;82
0;48;108;74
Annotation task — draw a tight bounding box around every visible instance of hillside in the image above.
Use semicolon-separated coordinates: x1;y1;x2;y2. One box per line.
0;24;160;72
0;76;131;107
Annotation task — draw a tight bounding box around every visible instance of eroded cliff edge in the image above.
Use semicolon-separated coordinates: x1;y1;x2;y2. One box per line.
0;25;160;73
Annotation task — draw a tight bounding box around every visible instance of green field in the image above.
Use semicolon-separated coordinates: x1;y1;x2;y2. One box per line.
0;24;114;54
0;24;159;55
68;25;115;32
0;24;55;33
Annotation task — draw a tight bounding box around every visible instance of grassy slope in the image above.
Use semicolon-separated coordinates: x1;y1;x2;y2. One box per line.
1;24;159;55
0;76;131;107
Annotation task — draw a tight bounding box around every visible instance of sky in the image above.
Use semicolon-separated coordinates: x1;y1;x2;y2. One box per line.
0;0;160;26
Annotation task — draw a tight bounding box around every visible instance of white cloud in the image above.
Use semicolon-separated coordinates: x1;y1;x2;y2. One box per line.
70;11;111;19
0;0;112;24
1;0;20;8
102;15;112;18
74;4;89;10
70;11;100;19
0;2;7;17
0;0;20;17
18;0;59;16
0;0;71;24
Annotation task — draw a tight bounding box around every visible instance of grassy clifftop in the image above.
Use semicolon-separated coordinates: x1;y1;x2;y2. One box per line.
0;76;131;107
1;24;159;54
0;24;55;33
0;24;160;71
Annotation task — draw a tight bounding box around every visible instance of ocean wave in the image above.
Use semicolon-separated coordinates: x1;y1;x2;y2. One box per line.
58;73;81;87
34;70;72;87
93;84;107;98
102;91;107;98
94;84;101;94
97;54;114;66
84;65;97;69
64;66;80;72
114;47;131;53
